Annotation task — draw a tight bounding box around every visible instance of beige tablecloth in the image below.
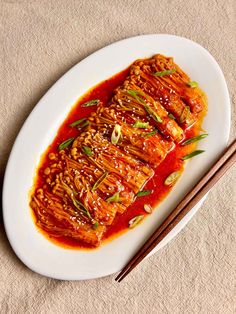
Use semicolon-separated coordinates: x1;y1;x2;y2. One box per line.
1;1;236;313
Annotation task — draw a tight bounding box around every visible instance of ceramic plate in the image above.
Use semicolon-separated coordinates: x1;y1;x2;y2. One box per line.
3;34;230;280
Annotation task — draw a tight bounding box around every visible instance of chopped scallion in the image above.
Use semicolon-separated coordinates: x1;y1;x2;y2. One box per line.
111;124;121;145
181;134;208;146
82;146;93;157
106;192;120;203
58;138;74;150
141;129;158;137
182;150;205;160
72;197;92;219
145;105;162;123
129;215;144;228
92;172;108;191
187;81;198;88
164;171;181;186
144;204;152;214
92;221;99;230
69;118;86;127
136;190;152;197
81;99;100;107
179;106;190;123
133;120;150;128
168;113;176;120
153;68;176;77
78;120;89;128
127;89;146;104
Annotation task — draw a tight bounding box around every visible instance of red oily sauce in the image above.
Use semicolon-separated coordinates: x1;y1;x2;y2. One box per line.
31;67;206;250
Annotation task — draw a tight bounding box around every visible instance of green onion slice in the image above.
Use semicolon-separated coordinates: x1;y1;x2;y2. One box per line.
92;172;108;191
106;192;120;203
129;215;144;228
82;146;93;157
144;204;152;214
133;120;150;128
141;129;158;137
153;68;176;77
181;134;208;146
78;120;89;128
145;105;162;123
72;197;92;219
111;124;121;145
81;99;100;107
58;138;74;150
164;171;181;186
179;106;190;123
92;221;99;230
182;150;205;160
168;113;176;120
136;190;152;197
187;81;198;88
127;89;146;104
69;118;86;127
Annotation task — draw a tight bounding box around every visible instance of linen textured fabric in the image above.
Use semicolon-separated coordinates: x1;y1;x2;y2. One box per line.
1;0;235;313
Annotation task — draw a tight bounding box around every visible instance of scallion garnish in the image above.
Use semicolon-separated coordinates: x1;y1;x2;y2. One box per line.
164;171;181;186
181;134;208;146
179;106;190;123
145;105;162;123
81;99;100;107
144;204;152;214
182;150;205;160
58;138;74;150
127;89;146;104
141;129;158;137
136;190;152;197
82;146;93;157
111;124;121;145
133;120;150;128
92;172;108;191
187;81;198;88
78;120;89;128
106;192;120;203
72;197;92;219
168;113;176;120
69;118;86;127
92;221;99;230
129;215;144;228
153;68;176;77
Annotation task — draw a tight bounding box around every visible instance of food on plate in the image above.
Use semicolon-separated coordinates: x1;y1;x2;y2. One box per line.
30;54;207;248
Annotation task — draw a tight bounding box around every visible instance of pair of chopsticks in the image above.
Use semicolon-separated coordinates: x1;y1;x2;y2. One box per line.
115;139;236;282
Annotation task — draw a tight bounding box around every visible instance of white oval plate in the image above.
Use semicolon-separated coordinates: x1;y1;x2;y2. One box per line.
3;34;230;280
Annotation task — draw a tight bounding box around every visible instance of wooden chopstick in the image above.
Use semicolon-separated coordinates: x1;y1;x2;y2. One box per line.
115;139;236;282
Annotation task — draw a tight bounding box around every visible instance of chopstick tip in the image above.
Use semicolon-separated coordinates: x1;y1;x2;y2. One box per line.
115;274;121;282
115;272;127;282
